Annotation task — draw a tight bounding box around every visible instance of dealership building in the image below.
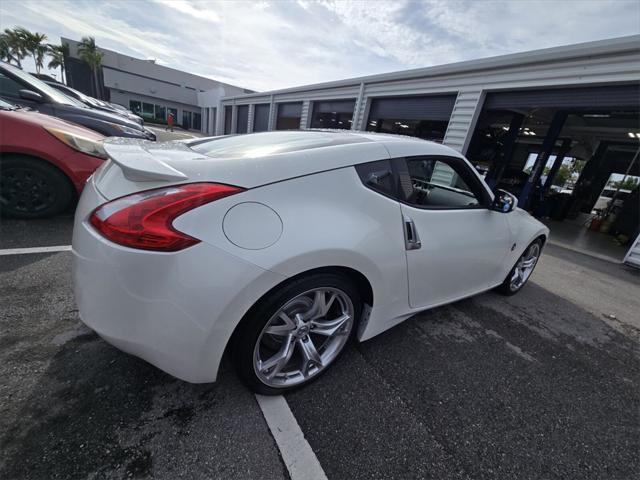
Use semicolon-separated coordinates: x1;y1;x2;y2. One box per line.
206;35;640;264
62;37;250;131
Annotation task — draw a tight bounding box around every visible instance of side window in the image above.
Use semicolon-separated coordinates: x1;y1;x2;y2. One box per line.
398;157;483;208
0;72;23;99
355;160;396;197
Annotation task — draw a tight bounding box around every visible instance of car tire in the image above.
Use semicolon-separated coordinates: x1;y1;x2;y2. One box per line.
0;155;74;219
496;239;543;296
233;272;361;395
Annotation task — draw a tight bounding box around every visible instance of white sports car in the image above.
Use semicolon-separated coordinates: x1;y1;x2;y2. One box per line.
72;130;548;394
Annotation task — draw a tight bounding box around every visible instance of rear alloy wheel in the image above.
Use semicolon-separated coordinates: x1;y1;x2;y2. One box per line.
0;156;74;219
234;273;360;394
497;240;542;295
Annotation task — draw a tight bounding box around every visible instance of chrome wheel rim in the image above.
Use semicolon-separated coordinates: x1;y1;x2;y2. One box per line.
510;243;540;291
253;287;354;388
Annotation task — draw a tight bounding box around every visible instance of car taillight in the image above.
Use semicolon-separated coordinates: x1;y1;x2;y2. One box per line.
89;183;244;252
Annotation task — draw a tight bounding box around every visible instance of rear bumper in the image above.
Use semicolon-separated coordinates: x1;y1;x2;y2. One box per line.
72;178;286;382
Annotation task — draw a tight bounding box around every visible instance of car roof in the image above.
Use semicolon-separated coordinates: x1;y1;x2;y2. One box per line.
104;130;466;191
187;129;459;160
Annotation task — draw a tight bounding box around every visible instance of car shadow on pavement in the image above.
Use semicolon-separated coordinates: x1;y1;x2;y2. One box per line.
0;330;285;480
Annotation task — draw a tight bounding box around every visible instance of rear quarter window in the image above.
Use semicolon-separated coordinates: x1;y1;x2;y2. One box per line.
355;160;396;197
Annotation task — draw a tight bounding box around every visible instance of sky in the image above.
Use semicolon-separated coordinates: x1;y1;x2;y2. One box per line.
1;0;638;92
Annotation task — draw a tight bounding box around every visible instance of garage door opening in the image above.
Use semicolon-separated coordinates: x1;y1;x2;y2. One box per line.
467;84;640;262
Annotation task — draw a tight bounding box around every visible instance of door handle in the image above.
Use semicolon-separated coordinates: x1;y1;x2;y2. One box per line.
403;214;421;250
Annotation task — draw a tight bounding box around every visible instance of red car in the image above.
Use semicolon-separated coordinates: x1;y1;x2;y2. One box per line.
0;98;106;218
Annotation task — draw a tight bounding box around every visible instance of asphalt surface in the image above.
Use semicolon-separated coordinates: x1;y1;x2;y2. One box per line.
1;213;639;479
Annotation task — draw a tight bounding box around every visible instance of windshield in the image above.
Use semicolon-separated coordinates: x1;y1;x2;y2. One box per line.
61;84;103;107
5;64;85;106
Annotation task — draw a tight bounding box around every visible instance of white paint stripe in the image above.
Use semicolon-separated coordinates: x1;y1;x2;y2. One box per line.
0;245;72;256
255;394;328;480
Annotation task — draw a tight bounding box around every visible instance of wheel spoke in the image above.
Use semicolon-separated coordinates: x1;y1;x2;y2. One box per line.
305;290;337;320
264;312;296;336
522;257;537;268
311;313;351;337
298;336;322;377
258;334;295;379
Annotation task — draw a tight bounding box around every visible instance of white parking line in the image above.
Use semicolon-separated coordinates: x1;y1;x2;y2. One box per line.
0;245;72;256
255;394;328;480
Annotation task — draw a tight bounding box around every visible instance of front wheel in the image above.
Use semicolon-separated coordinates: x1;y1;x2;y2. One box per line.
234;273;361;395
496;239;542;295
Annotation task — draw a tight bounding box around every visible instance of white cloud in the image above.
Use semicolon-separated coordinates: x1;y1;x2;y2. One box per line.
1;0;638;91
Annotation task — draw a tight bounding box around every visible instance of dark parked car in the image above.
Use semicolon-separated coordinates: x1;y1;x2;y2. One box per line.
44;80;144;126
0;62;155;140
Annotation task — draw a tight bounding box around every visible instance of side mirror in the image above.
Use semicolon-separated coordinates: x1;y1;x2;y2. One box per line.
18;89;44;103
491;189;517;213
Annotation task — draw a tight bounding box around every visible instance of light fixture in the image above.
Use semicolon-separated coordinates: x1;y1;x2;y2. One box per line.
628;132;636;138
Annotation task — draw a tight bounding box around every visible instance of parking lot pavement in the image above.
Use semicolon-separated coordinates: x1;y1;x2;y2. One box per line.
0;251;287;480
1;219;639;480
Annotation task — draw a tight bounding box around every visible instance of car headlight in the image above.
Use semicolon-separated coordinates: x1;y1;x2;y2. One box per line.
45;127;108;159
110;122;145;136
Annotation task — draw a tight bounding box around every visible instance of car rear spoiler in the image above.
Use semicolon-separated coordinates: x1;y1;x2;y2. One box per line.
103;142;188;182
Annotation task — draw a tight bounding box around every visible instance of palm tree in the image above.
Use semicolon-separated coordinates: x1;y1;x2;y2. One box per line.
78;36;103;98
47;43;69;84
14;27;47;74
1;27;28;67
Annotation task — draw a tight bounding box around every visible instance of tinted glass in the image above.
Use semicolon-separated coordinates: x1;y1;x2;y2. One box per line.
129;100;142;115
2;64;80;105
0;72;22;98
400;157;481;208
355;160;396;197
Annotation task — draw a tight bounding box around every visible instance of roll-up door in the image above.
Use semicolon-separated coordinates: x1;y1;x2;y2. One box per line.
313;99;355;113
311;99;356;129
277;102;302;118
224;105;232;134
368;95;457;122
276;102;303;130
236;105;248;134
484;84;640;110
253;104;270;132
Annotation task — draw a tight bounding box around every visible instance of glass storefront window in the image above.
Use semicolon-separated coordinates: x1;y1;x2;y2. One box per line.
193;112;201;131
129;100;142;115
183;111;192;130
155;105;166;122
142;102;154;119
